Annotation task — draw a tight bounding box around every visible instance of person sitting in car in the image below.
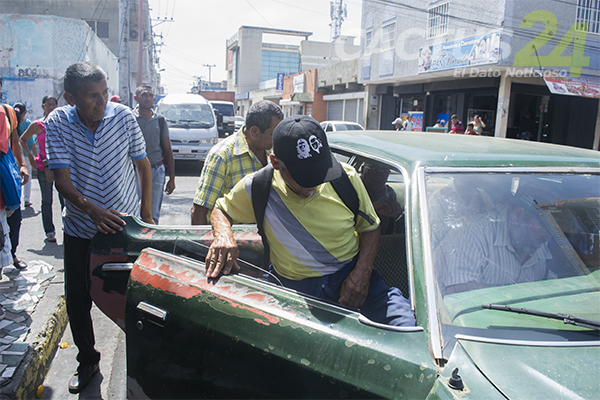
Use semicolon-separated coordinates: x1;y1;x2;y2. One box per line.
205;116;416;327
360;162;402;235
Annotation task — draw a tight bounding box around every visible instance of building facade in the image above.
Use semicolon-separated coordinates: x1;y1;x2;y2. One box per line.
359;0;599;149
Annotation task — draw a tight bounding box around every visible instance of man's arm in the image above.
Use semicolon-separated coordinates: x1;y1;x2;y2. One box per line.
55;168;127;234
10;126;29;185
191;203;210;225
338;227;381;308
19;122;42;170
134;156;154;224
161;136;176;195
205;207;240;278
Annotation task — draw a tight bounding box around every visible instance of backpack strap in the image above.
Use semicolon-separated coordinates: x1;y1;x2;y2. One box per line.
251;164;274;269
158;115;165;135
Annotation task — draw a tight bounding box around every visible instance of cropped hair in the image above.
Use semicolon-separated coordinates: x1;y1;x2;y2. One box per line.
42;95;58;105
63;62;107;95
135;84;153;96
245;100;283;133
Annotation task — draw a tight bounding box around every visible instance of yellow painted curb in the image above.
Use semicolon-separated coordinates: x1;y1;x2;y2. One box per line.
13;296;68;400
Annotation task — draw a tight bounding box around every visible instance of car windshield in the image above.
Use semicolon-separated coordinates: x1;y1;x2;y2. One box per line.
426;171;600;343
157;103;215;127
211;103;234;116
334;123;364;131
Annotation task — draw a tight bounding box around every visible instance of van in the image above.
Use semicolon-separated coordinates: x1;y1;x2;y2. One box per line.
209;101;235;137
156;94;219;161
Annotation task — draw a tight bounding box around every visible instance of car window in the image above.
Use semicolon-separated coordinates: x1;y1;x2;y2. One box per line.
426;171;600;348
325;124;333;132
211;103;234;116
157;103;215;127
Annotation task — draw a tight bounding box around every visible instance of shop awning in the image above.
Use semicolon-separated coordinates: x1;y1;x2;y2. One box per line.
539;71;600;99
291;92;314;102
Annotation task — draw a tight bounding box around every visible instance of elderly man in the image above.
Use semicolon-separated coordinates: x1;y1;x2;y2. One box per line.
434;202;552;296
45;62;153;394
206;115;415;327
191;100;283;225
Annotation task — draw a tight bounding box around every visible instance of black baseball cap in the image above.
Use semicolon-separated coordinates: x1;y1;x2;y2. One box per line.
272;115;343;188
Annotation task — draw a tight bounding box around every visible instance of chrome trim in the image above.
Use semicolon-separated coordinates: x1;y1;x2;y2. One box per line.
101;263;134;272
455;334;600;347
418;168;443;360
358;315;424;332
137;302;168;322
424;166;600;173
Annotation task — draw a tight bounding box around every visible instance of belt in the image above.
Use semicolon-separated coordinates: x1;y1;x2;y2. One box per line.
151;161;164;169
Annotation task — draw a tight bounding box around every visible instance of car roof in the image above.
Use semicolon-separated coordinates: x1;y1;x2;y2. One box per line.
328;131;600;170
209;101;234;105
158;94;210;105
323;120;362;125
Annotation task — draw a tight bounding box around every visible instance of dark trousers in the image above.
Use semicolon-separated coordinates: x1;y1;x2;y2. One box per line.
37;168;55;235
64;233;101;365
7;208;21;259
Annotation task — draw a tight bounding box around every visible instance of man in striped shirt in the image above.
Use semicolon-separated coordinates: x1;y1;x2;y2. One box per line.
191;100;283;225
45;62;153;394
434;202;552;296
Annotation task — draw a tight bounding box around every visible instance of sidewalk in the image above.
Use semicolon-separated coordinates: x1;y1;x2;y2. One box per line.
0;261;67;400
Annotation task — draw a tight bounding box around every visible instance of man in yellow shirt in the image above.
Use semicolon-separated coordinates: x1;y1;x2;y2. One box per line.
206;116;415;326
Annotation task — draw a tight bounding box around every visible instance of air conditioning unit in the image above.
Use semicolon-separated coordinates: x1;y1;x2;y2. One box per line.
130;29;138;40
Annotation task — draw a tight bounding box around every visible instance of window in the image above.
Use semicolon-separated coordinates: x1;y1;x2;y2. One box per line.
381;21;396;51
85;20;109;39
365;30;373;55
427;3;449;38
576;0;599;34
260;51;300;82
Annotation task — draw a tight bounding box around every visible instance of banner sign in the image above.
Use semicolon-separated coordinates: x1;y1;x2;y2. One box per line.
418;31;500;74
276;73;284;92
539;71;600;98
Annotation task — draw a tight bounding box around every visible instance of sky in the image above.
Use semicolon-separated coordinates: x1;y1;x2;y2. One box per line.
148;0;363;94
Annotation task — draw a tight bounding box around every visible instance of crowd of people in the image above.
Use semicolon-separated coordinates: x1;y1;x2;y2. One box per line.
1;61;417;395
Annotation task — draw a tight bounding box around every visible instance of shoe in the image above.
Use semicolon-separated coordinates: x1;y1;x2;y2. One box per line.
46;232;57;242
24;201;32;207
13;259;27;270
68;363;100;394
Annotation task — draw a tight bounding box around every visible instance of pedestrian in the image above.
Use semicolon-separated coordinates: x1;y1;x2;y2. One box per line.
205;115;415;327
45;61;153;394
392;117;403;131
20;96;59;242
450;114;464;134
402;113;413;131
472;115;486;135
518;112;535;141
465;122;476;135
0;77;30;290
110;95;122;103
133;85;175;224
16;103;34;207
191;100;283;225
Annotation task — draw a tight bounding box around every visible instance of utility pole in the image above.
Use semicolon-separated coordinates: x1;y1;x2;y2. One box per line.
203;64;216;89
330;0;347;41
119;0;131;105
137;0;143;86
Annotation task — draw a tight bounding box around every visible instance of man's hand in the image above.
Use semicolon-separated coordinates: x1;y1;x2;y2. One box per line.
339;266;371;308
19;165;29;185
374;200;401;219
88;207;127;234
205;207;240;278
165;178;175;195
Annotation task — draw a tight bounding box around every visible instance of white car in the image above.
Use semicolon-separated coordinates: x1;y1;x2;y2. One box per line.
320;120;365;132
234;116;245;131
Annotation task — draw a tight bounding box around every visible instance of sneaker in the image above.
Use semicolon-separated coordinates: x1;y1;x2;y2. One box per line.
46;232;57;242
24;201;32;207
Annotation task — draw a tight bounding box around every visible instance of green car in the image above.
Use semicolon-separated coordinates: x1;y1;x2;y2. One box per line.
90;132;600;399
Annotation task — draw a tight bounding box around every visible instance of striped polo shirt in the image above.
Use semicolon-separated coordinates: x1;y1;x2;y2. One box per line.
45;101;147;239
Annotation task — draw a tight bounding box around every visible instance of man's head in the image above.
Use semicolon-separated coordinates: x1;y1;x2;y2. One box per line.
361;162;390;194
392;117;403;129
134;85;154;110
244;100;283;152
507;206;551;255
451;114;458;122
63;62;108;124
271;115;343;191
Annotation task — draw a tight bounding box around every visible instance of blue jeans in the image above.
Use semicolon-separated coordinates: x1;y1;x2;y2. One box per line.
273;257;416;327
37;168;55;235
151;164;166;224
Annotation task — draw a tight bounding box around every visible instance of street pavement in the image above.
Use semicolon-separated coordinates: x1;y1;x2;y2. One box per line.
0;161;203;399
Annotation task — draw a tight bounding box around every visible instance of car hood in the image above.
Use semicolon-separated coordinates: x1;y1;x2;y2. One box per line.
454;337;600;399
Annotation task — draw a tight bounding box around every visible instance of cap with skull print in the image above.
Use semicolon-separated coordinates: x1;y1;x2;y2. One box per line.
272;115;343;188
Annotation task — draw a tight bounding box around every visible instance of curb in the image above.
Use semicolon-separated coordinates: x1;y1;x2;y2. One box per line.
2;288;67;400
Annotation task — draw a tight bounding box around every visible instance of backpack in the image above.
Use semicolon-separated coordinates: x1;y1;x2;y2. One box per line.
251;164;359;268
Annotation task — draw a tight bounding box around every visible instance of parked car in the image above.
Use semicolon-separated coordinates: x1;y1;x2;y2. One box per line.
321;120;365;132
89;132;600;399
210;101;235;138
234;115;245;131
156;94;218;161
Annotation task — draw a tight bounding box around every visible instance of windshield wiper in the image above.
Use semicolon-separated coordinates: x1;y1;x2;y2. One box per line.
482;304;600;331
